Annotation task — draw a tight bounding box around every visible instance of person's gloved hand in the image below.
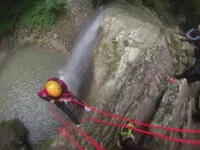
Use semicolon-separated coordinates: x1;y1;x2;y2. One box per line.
50;99;56;103
85;106;92;112
59;97;65;101
61;97;72;102
186;34;191;39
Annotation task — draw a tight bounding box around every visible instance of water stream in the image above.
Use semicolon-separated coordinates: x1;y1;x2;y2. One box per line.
60;7;104;96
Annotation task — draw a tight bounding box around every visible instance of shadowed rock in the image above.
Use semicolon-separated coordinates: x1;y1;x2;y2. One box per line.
0;119;30;150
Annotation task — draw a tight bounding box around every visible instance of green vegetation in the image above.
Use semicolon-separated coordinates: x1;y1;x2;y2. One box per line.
141;0;200;29
1;0;199;35
39;137;55;150
21;0;67;29
0;0;67;35
0;119;30;150
92;0;200;29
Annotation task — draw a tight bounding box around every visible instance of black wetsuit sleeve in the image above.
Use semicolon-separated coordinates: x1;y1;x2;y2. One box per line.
175;63;200;84
42;97;51;102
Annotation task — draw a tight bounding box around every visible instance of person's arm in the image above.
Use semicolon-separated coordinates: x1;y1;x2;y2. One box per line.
37;88;51;102
186;28;194;37
188;36;200;41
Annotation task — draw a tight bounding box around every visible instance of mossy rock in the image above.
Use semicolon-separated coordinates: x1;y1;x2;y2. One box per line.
39;137;54;150
0;119;30;150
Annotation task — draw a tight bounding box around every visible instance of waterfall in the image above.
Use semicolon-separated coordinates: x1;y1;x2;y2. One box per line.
60;7;104;96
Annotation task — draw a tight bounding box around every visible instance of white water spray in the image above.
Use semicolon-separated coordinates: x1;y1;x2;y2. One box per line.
60;7;104;96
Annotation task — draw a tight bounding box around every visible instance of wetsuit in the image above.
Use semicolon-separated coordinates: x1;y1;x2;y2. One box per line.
38;77;84;125
175;63;200;84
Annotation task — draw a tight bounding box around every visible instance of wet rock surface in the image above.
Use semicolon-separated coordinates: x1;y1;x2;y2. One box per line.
147;80;200;150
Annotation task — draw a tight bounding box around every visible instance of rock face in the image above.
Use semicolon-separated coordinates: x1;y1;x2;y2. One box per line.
0;50;8;69
147;79;200;150
46;2;199;150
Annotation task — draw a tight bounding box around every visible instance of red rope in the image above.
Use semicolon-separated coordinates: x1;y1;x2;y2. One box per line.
51;99;200;148
81;118;200;145
51;105;105;150
71;100;200;134
58;127;85;150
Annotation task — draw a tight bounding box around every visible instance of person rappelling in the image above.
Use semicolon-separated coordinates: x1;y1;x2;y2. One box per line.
117;122;149;150
178;25;200;47
178;25;200;62
38;77;91;126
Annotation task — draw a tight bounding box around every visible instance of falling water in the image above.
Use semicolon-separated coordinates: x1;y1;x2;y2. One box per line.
60;7;104;96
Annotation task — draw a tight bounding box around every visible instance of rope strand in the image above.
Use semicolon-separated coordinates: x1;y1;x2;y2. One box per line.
71;99;200;134
58;127;85;150
81;118;200;145
51;105;105;150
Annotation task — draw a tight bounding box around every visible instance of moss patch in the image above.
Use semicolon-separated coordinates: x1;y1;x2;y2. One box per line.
0;119;30;150
39;137;55;150
169;33;187;72
108;50;121;74
107;38;123;75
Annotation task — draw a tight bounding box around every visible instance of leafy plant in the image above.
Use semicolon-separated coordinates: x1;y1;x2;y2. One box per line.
21;0;67;29
0;0;67;35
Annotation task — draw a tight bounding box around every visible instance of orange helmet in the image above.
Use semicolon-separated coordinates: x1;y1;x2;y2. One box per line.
45;80;62;97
